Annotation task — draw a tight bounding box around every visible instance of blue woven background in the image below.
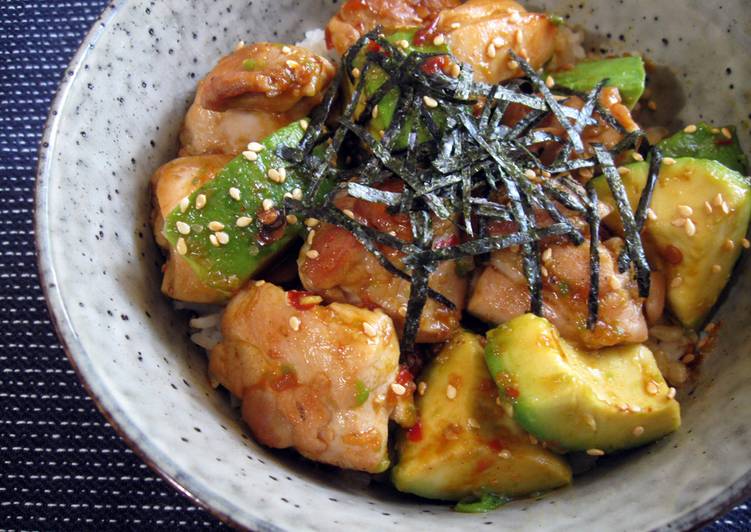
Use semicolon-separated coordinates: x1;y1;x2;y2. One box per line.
0;1;747;530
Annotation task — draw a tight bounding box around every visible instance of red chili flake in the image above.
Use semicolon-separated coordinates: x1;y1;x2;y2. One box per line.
474;458;492;474
413;16;440;45
420;55;450;75
715;138;734;146
407;421;423;442
396;365;413;386
662;245;684;266
367;41;383;54
287;290;318;311
488;438;506;452
433;233;460;250
505;386;520;399
271;372;298;392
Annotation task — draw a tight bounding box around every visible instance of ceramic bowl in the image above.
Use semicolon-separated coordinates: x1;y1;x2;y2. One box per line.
36;0;751;530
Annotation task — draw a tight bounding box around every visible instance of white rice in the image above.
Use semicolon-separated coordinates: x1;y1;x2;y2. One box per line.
296;28;339;62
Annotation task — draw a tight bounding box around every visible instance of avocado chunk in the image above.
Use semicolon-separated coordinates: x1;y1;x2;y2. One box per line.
658;122;748;175
392;331;572;502
592;158;751;328
550;56;646;109
485;314;681;453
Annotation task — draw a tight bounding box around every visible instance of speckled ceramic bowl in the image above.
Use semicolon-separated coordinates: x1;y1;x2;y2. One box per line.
36;0;751;530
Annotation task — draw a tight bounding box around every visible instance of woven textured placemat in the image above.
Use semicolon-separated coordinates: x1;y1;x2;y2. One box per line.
0;1;748;530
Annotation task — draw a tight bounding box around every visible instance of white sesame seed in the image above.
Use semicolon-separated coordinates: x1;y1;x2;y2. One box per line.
176;237;187;255
704;201;713;214
584;414;597;431
236;216;253;227
684;218;696;236
195;194;207;209
677;205;693;217
209;234;219;247
663;157;676;166
285;59;300;69
351;67;361;79
721;201;730;215
524;168;537;179
446;384;457;400
632;152;644;161
299;119;309;131
254;280;266;287
306;230;316;246
633;426;645;437
433;34;446;46
670;276;683;288
362;322;378;337
423;95;439;108
304;217;319;227
540;265;549;277
417;382;427;396
671;217;687;227
449;62;461;78
286;214;298;225
724;239;735;251
608;276;622;290
281;45;291;54
289;316;301;331
262;199;274;211
467;417;480;429
292;188;303;201
176;221;191;235
486;42;497;58
682;353;696;364
208;221;225;232
711;264;722;274
542;248;553;262
216;231;230;245
646;208;658;221
499;450;512;459
267;168;283;183
646;381;659;395
397;39;410;49
617;166;630;176
179;197;190;213
683;124;697;133
246;142;264;154
586;448;605;456
743;238;750;249
372;105;379;119
306;249;319;259
450;21;461;29
229;187;241;200
722;127;732;139
492;36;506;48
391;383;406;396
713;193;724;207
545;75;555;88
235;40;245;51
242;150;258;161
667;387;677;399
342;209;355;219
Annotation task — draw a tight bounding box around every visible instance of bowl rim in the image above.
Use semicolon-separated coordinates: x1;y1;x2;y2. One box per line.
32;1;751;530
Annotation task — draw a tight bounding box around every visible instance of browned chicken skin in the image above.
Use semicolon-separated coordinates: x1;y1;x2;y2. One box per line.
150;155;233;303
209;282;405;473
180;43;335;156
298;182;468;344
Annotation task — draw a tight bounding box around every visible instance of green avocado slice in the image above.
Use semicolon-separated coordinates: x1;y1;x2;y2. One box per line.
657;122;748;174
485;314;681;454
392;331;572;503
550;56;646;109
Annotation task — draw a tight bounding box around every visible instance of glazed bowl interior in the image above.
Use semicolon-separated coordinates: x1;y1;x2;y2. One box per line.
36;0;751;530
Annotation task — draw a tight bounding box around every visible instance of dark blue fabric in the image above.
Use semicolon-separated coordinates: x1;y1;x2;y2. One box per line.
0;1;747;530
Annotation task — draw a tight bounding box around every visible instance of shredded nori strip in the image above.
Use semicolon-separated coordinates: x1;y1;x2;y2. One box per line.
635;147;663;231
593;144;651;297
585;182;600;330
273;31;655;352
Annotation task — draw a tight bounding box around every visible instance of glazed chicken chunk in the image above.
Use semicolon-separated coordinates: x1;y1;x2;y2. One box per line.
297;182;467;344
180;43;336;156
209;282;405;473
435;0;558;83
150;155;232;303
468;236;656;350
